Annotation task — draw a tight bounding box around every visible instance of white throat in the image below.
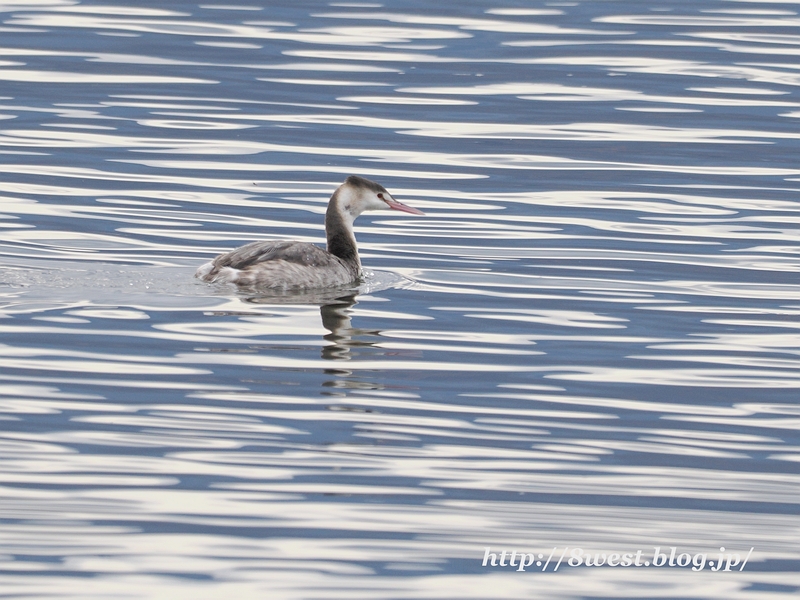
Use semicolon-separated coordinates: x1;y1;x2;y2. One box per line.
333;185;359;230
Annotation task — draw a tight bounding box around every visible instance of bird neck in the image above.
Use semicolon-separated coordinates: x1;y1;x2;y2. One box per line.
325;189;361;270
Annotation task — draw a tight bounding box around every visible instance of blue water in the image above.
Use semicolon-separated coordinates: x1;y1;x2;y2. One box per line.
1;1;799;598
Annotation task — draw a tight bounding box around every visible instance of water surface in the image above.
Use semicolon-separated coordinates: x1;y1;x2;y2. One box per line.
1;1;799;598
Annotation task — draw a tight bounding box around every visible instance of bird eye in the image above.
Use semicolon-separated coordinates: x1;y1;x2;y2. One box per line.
377;193;384;199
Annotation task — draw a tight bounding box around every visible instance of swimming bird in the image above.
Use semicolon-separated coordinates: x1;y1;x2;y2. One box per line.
195;175;424;289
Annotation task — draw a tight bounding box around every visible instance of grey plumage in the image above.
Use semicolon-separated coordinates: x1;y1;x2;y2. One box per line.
196;239;359;289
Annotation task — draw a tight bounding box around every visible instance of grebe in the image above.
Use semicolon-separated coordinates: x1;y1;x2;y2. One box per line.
195;175;424;289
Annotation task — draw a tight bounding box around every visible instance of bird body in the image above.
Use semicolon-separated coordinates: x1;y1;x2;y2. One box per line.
195;176;423;289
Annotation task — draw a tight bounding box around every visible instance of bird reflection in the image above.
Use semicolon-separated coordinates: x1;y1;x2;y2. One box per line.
235;287;400;395
320;295;357;361
241;288;371;363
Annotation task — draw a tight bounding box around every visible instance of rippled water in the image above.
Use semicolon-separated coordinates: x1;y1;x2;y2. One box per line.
1;1;800;598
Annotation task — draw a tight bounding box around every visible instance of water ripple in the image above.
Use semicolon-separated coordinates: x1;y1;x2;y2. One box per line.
1;0;799;597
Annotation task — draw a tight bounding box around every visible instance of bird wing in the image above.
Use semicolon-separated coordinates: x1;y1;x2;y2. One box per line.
211;240;337;271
